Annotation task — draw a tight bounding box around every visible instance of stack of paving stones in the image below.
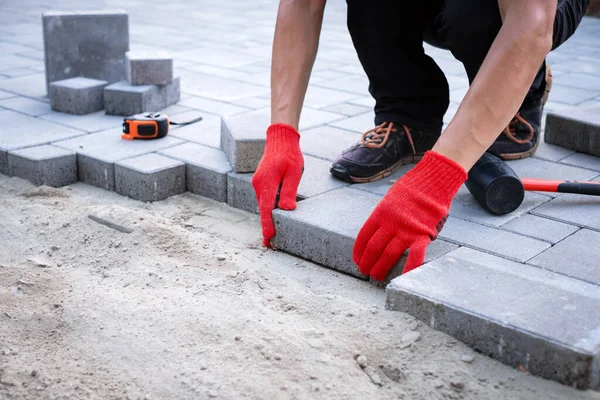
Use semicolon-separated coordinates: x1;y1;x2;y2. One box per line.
104;52;180;116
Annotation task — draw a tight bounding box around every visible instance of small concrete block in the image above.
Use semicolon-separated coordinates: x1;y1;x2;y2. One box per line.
42;10;129;92
115;153;185;202
227;172;257;214
126;52;173;85
53;129;183;190
439;216;550;262
220;112;268;173
104;81;164;116
7;145;76;187
272;187;457;279
532;191;600;231
386;247;600;390
501;214;579;244
164;76;181;107
528;229;600;285
49;77;108;115
545;107;600;156
158;142;231;202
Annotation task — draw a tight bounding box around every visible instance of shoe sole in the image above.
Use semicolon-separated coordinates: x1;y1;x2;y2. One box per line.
330;153;424;184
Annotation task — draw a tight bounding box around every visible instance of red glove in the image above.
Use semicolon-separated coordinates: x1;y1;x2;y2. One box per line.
353;151;466;281
252;124;304;247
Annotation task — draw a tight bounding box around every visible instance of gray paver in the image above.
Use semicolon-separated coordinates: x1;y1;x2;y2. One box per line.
559;152;600;171
220;111;268;173
0;74;47;98
179;95;250;117
321;102;371;117
42;10;129;92
545;83;600;105
104;81;163;116
528;229;600;285
0;96;52;116
386;246;600;390
49;77;108;115
53;129;183;190
164;76;181;106
182;71;267;102
302;85;362;109
41;110;123;133
158;142;231;202
115;153;185;202
439;216;550;262
532;191;600;231
300;125;360;161
272;187;456;278
545;107;600;156
7;145;76;187
0;109;85;175
127;52;173;85
501;214;579;244
227;172;257;214
328;112;373;133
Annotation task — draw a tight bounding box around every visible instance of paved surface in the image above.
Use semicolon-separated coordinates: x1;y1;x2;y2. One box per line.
1;0;600;389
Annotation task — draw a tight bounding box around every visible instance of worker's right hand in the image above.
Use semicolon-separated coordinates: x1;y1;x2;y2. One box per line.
252;124;304;247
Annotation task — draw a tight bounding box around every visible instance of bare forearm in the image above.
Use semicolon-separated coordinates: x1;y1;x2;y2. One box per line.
271;0;326;130
433;1;555;171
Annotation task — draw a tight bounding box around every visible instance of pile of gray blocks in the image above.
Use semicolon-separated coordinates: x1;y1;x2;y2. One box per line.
43;10;129;115
104;52;180;116
545;106;600;157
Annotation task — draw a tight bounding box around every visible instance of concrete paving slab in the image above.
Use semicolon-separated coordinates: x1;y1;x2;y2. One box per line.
0;89;16;100
49;77;108;115
115;153;185;202
0;73;47;98
386;246;600;390
501;214;579;244
53;129;183;190
321;102;371;117
7;145;76;187
545;107;600;156
438;216;550;262
506;156;598;185
532;191;600;231
272;187;457;278
300;125;360;161
302;85;362;109
0;96;52;116
227;172;257;214
158;142;231;202
313;74;369;95
546;84;600;105
181;71;267;102
559;152;600;171
127;52;173;85
328;112;373;133
220;111;268;173
104;79;180;116
179;95;250;117
169;112;221;148
42;10;129;92
528;229;600;284
0;110;85;175
40;110;123;133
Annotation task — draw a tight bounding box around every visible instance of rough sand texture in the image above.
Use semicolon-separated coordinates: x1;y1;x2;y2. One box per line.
1;175;598;400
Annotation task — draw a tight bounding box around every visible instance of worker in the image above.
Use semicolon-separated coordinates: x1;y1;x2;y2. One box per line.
252;0;589;281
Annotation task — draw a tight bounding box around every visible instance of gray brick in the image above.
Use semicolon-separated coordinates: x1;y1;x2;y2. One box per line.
438;216;550;262
158;142;231;202
53;129;183;190
41;110;123;133
272;187;457;278
545;107;600;156
115;153;185;202
532;191;600;231
42;10;129;92
126;52;173;85
386;247;600;390
7;145;76;187
501;214;579;244
169;113;222;149
49;77;107;115
300;126;360;161
528;229;600;285
559;152;600;171
164;76;181;106
220;112;268;173
0;110;85;175
104;81;163;116
227;172;257;214
0;96;52;116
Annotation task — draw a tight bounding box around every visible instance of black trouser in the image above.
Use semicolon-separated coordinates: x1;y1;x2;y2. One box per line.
346;0;589;132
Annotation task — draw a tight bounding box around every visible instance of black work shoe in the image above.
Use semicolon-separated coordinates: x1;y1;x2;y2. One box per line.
489;64;552;160
330;122;440;183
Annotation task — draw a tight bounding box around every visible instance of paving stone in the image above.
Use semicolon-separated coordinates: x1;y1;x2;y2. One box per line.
532;191;600;231
272;187;457;278
559;152;600;171
227;172;257;214
158;142;231;202
321;102;371;117
299;125;360;161
179;95;250;116
41;110;123;133
0;74;47;98
0;96;51;116
314;75;369;95
0;67;40;78
181;71;267;102
7;145;76;187
528;229;600;285
302;86;362;109
506;156;598;188
501;214;579;244
115;153;185;202
104;78;180;116
127;52;173;85
545;84;600;105
438;216;550;262
0;54;39;71
230;96;271;110
220;111;268;173
49;77;108;115
42;10;129;92
53;129;183;190
0;110;85;175
0;89;15;100
172;47;262;69
328;112;374;133
386;246;600;390
545;107;600;156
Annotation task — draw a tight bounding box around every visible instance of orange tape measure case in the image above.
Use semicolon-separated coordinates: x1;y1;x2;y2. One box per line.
122;113;170;140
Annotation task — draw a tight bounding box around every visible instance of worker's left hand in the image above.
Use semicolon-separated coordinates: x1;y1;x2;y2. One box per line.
353;151;467;281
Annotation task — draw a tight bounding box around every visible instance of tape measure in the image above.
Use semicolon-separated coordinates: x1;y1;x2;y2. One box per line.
121;112;203;140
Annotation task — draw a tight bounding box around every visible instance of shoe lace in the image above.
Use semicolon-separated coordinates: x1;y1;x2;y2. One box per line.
360;122;417;154
502;113;534;145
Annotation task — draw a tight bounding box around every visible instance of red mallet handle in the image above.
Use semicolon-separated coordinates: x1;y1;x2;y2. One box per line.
522;178;600;196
